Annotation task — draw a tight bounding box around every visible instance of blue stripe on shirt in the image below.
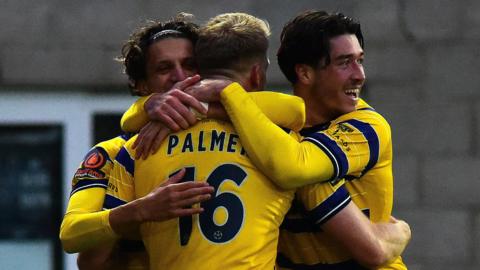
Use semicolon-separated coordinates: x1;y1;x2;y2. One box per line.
303;133;349;181
70;179;108;196
307;185;351;226
115;147;134;176
103;194;128;209
119;133;134;141
343;119;379;177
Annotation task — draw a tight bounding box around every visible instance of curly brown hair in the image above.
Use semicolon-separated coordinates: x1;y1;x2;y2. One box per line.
117;13;199;95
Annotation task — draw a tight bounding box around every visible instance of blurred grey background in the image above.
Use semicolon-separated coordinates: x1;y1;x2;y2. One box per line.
1;0;479;269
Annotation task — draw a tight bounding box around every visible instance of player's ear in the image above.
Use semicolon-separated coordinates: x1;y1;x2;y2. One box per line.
249;63;262;90
295;64;315;85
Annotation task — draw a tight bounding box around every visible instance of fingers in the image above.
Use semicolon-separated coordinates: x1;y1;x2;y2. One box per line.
144;94;183;131
389;215;399;223
151;126;171;155
145;86;203;131
185;79;231;103
133;123;153;159
172;90;208;116
151;92;195;131
172;75;201;90
175;191;213;208
166;90;204;125
137;122;171;159
161;101;194;130
133;122;161;159
157;113;182;132
164;168;186;185
176;184;214;198
174;207;205;217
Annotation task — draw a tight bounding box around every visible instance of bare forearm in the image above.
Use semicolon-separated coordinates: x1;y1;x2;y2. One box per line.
322;202;408;269
371;219;411;263
206;102;229;121
77;243;116;270
109;170;214;237
108;199;143;239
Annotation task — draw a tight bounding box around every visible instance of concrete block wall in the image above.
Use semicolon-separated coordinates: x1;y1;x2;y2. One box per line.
1;0;478;269
358;0;480;268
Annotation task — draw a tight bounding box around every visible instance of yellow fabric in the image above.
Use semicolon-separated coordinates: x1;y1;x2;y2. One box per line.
121;95;151;133
220;83;334;189
60;135;148;269
218;84;405;268
120;91;306;133
61;190;116;253
248;91;305;132
110;119;295;270
278;105;405;269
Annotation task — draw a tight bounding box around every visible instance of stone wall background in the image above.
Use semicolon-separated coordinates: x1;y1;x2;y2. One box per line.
1;1;478;269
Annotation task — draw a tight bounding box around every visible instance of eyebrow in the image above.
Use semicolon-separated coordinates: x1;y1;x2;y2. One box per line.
153;56;194;66
333;51;364;61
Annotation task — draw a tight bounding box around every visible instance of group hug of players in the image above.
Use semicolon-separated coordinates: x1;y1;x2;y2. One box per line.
60;10;411;270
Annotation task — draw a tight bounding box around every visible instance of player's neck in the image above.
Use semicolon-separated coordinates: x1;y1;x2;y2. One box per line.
304;109;332;127
294;86;331;127
203;72;251;91
202;70;238;82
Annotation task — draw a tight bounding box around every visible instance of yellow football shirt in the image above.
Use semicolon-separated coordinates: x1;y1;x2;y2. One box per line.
110;119;294;270
277;102;405;269
218;84;405;269
120;91;306;133
60;134;148;270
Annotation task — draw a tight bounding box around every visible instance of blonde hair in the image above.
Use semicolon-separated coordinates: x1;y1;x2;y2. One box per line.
195;13;270;76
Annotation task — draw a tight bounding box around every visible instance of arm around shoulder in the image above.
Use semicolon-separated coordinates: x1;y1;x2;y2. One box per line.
120;95;151;133
220;83;334;189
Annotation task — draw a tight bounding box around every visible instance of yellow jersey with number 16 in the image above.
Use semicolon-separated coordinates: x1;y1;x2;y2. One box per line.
110;119;294;270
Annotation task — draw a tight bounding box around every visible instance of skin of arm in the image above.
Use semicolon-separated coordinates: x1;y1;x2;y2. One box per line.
121;82;306;160
76;242;116;270
123;81;333;189
121;76;203;133
194;83;411;267
119;82;410;268
322;202;411;268
60;167;214;253
107;161;214;237
121;90;306;133
121;83;411;268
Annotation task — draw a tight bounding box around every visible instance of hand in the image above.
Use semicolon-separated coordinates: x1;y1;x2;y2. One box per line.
389;216;411;243
185;78;232;103
145;75;206;131
136;168;214;222
132;121;171;160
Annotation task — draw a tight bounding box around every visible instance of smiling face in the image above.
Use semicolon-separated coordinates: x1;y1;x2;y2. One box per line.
310;34;365;121
140;37;196;94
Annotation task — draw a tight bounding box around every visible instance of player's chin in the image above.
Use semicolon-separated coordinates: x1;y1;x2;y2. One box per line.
340;98;358;112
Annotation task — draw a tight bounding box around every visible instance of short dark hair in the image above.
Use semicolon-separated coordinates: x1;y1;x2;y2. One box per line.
277;10;364;84
117;13;199;95
195;13;270;77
